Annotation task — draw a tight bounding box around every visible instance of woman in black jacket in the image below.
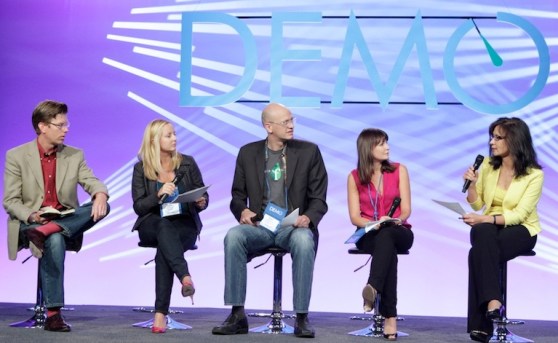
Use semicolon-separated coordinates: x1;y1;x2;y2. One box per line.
131;119;208;333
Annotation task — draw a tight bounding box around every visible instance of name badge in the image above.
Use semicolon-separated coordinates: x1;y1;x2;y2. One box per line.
161;202;182;217
160;188;182;217
259;202;287;233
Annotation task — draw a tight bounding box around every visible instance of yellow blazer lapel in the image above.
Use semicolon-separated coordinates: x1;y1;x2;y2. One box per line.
482;166;499;210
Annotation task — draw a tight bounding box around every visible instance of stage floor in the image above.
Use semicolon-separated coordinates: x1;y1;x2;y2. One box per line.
0;303;556;343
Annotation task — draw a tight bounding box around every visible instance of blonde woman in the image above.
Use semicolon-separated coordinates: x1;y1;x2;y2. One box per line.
131;119;208;333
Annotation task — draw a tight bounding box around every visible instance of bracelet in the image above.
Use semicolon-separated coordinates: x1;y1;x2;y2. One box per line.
493;215;497;225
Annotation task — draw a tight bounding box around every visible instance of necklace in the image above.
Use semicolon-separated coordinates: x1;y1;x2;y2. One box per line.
367;173;383;221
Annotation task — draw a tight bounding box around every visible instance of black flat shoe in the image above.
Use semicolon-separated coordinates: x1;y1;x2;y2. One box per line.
383;332;398;341
486;305;504;321
470;330;490;343
211;313;249;335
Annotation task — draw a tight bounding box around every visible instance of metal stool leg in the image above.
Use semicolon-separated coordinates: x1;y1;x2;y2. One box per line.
248;252;295;334
349;294;409;337
133;307;183;314
133;315;192;330
131;250;191;330
10;264;46;328
489;262;532;343
132;307;188;329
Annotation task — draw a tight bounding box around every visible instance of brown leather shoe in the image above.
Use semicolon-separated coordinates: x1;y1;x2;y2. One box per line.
25;228;46;252
44;313;71;332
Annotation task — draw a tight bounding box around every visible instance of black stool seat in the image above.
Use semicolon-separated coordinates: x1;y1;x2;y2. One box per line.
347;247;409;338
131;241;198;331
348;247;409;255
490;250;536;343
247;246;295;334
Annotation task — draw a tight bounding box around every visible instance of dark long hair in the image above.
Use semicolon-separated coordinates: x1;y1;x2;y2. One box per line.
356;128;395;185
488;117;541;177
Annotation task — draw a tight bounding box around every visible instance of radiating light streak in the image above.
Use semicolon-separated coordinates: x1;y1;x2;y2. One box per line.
103;158;136;185
99;247;148;262
112;21;180;32
102;57;179;90
84;207;134;235
133;46;180;62
454;65;541;87
127;91;239;156
107;34;181;50
83;229;135;252
131;1;330;15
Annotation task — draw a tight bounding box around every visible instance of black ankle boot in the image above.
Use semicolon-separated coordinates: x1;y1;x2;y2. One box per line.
470;330;490;343
294;313;315;338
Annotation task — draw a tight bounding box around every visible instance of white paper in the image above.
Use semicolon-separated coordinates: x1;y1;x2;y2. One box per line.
172;185;210;204
281;208;299;228
432;199;467;215
364;218;401;232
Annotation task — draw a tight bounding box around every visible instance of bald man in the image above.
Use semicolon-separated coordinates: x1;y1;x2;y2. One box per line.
212;103;328;338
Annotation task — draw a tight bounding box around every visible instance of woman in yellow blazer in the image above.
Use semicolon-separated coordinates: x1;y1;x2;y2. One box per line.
461;117;543;343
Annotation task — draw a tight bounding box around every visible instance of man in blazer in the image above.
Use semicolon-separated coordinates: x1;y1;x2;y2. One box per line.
3;100;109;332
212;103;328;338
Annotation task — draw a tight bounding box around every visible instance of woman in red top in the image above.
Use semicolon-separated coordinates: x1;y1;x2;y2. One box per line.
347;128;414;341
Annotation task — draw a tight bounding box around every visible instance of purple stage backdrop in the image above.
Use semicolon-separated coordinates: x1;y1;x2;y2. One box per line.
1;0;557;321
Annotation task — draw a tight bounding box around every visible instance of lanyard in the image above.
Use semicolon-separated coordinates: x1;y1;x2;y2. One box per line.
367;173;383;221
264;142;288;209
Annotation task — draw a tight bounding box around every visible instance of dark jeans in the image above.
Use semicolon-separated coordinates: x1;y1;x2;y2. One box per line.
467;223;537;333
19;202;110;308
137;214;198;315
356;224;414;317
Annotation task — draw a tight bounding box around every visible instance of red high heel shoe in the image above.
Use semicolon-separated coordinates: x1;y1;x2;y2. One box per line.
151;326;166;334
152;313;167;333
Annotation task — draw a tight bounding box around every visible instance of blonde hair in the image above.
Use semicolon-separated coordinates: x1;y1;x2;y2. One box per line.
138;119;182;180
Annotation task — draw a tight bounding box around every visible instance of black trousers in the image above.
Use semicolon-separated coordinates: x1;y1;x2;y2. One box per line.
137;214;198;315
356;224;414;317
467;223;537;333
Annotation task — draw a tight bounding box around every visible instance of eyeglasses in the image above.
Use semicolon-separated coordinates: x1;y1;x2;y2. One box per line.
490;134;506;141
268;117;296;127
49;121;70;130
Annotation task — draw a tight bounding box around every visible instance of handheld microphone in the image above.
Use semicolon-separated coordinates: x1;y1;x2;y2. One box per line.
159;172;185;204
462;155;484;193
387;197;401;217
375;197;401;230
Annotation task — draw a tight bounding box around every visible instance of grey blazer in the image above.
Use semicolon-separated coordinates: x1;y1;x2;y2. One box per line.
3;140;108;260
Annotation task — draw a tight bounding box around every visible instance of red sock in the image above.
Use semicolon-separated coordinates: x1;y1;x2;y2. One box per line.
47;308;61;317
36;222;62;236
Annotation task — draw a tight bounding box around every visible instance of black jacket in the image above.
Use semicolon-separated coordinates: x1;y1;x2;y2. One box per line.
230;139;328;230
131;154;208;234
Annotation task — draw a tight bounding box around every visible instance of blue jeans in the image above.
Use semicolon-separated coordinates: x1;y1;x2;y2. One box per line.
223;224;315;313
20;202;110;308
